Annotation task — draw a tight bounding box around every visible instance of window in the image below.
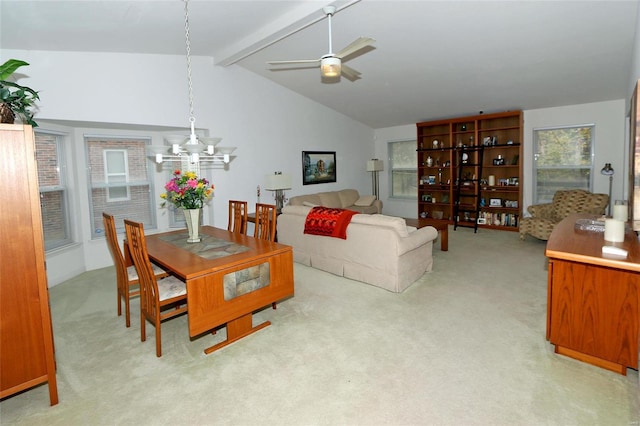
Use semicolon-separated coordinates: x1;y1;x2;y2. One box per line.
35;131;72;250
533;125;594;204
388;139;417;198
86;135;156;237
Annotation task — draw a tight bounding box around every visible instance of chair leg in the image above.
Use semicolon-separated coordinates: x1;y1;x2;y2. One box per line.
272;302;277;310
156;323;162;358
125;293;131;328
141;313;146;342
117;289;122;317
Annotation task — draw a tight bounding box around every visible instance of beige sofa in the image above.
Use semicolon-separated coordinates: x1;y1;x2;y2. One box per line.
277;205;438;293
287;189;382;214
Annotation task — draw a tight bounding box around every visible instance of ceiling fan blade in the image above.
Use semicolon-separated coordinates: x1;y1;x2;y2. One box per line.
341;64;362;81
268;59;321;65
336;37;375;59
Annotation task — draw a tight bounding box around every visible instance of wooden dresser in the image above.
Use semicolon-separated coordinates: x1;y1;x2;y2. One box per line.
545;214;640;375
0;124;58;404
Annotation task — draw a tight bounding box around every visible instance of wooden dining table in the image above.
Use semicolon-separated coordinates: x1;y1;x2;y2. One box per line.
142;225;294;354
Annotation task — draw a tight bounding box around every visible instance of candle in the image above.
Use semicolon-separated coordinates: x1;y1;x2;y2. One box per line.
613;200;628;222
604;218;625;242
488;175;496;186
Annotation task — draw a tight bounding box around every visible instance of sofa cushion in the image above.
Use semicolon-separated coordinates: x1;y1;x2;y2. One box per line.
288;194;322;207
282;205;313;216
287;189;382;214
354;195;377;207
351;214;410;237
337;189;360;208
317;192;343;208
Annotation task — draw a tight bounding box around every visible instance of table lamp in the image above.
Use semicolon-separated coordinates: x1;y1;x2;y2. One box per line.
600;162;614;215
265;172;291;212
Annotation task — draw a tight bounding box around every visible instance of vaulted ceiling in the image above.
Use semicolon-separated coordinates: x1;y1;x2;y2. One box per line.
1;0;638;129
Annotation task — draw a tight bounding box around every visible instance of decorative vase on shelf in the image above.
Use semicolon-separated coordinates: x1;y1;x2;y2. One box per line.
183;208;201;243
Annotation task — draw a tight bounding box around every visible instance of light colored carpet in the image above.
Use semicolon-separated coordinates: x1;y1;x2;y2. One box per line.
1;227;638;425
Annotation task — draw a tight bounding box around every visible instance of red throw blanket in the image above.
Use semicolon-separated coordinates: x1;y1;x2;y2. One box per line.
304;207;358;239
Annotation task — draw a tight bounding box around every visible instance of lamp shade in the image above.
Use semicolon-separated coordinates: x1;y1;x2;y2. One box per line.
265;173;291;190
600;163;614;176
366;159;384;172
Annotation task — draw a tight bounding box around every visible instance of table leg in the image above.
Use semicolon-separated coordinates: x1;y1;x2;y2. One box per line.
203;313;271;354
440;227;448;251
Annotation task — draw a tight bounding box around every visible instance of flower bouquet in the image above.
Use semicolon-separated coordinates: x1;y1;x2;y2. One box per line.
161;170;213;243
161;170;214;210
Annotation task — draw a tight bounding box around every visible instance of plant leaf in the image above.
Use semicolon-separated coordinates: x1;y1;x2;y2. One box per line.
0;59;29;80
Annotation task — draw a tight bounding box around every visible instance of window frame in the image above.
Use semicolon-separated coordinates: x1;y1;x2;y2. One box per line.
388;139;418;199
34;130;73;251
533;124;595;204
85;134;157;238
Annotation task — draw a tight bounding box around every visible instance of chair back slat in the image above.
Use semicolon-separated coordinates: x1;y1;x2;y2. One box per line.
254;203;277;241
124;220;160;318
228;200;248;234
102;213;128;281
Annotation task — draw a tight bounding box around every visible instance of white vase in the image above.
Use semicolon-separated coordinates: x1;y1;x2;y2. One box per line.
183;208;201;243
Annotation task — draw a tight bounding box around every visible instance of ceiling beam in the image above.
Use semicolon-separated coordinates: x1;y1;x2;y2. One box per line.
215;0;360;67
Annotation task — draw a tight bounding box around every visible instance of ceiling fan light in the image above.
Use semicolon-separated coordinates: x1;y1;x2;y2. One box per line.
321;57;341;77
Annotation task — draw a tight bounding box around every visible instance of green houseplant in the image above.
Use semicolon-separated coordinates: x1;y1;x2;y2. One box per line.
0;59;40;127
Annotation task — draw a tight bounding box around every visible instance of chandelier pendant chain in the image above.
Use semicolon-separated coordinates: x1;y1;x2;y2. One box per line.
183;0;196;132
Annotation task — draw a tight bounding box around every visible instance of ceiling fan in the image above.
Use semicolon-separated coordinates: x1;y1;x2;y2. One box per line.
267;6;375;81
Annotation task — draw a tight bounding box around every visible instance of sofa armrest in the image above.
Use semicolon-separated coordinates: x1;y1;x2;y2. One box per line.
372;199;383;214
396;226;438;256
527;203;554;218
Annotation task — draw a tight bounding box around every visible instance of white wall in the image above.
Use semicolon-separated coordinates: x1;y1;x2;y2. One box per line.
523;100;627;212
1;49;375;286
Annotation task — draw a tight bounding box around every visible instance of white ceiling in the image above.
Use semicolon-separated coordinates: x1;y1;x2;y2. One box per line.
1;0;638;129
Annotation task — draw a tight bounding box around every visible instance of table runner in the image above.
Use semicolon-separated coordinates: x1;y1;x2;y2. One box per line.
159;232;249;260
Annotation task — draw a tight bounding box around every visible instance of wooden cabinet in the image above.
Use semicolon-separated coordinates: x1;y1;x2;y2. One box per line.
417;111;523;231
546;214;640;375
0;124;58;405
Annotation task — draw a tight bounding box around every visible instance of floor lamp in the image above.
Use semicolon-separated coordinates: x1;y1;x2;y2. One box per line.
265;171;291;213
366;159;384;199
600;162;614;215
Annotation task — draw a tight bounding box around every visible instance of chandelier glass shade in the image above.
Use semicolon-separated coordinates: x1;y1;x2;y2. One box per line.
149;133;236;165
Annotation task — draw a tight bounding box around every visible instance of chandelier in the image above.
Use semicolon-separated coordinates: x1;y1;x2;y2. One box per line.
149;0;236;167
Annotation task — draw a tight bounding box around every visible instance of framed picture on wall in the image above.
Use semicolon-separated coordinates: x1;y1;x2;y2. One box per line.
302;151;337;185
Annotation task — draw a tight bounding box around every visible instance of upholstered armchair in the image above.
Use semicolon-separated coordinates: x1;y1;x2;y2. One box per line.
519;189;609;241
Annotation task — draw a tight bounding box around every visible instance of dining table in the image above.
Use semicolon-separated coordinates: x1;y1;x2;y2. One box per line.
141;225;294;354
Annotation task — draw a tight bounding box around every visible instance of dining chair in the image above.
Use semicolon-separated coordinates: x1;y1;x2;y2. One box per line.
254;203;277;242
102;212;169;328
124;219;188;357
228;200;248;234
253;203;278;309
